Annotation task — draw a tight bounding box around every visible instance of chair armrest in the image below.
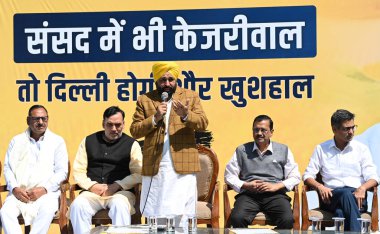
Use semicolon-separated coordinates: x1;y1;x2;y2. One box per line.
131;183;142;224
58;180;69;223
371;186;378;231
60;180;70;193
0;184;8;209
301;185;311;230
69;183;82;204
211;181;220;218
0;184;8;193
292;185;300;230
223;184;232;228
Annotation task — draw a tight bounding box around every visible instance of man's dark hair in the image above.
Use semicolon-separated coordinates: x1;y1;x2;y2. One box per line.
103;106;125;120
253;115;274;130
28;105;48;116
331;109;355;128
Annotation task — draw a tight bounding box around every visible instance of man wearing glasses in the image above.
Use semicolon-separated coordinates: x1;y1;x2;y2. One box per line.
303;109;378;231
70;106;142;234
225;115;300;228
1;105;68;234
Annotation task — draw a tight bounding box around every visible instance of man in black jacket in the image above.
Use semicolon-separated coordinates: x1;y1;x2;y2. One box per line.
70;106;142;234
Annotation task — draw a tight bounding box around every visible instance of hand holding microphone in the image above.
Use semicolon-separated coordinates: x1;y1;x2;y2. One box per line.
154;92;169;122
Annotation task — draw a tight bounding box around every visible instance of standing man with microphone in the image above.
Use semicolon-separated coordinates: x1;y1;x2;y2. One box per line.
130;61;208;227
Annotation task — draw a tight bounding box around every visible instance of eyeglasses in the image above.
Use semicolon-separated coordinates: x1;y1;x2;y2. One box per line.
158;77;175;83
28;116;48;122
253;127;270;134
340;125;358;132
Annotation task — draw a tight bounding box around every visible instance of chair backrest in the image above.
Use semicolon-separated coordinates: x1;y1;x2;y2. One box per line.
196;144;218;202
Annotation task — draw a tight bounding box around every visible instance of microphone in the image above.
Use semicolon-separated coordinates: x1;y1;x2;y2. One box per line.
160;92;169;123
161;92;169;102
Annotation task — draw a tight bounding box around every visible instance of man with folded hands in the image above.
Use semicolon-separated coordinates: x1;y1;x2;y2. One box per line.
225;114;300;229
70;106;142;234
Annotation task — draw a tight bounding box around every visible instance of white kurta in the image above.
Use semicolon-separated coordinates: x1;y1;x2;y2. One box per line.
140;99;197;227
1;128;68;234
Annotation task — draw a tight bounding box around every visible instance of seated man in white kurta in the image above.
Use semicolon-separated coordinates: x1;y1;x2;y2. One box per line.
0;105;68;234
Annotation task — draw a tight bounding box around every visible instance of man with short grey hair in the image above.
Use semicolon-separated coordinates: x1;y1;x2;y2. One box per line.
225;115;300;228
0;105;68;234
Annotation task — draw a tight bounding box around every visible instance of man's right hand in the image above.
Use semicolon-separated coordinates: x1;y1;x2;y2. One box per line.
12;187;30;203
317;184;333;204
154;102;167;122
89;184;108;196
242;180;263;193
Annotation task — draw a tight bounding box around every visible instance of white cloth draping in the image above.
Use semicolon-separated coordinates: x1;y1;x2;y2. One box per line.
141;99;197;227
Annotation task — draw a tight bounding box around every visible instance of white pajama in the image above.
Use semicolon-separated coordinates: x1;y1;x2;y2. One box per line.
141;99;197;227
69;191;135;234
141;164;197;227
0;193;58;234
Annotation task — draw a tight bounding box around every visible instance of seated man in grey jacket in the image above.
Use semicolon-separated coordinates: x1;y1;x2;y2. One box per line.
225;115;300;228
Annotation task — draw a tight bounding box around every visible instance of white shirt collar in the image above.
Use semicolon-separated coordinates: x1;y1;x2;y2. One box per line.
26;128;47;142
253;140;273;155
328;137;352;152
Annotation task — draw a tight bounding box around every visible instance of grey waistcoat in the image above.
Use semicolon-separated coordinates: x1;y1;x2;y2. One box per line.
236;141;288;183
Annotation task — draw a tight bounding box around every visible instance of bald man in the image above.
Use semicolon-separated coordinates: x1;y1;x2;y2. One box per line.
130;62;208;227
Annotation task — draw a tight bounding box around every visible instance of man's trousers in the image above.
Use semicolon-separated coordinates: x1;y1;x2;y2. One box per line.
69;191;135;234
230;191;294;229
320;186;367;232
0;194;58;234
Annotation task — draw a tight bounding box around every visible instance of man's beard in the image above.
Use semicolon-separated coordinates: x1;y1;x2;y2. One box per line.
156;84;176;99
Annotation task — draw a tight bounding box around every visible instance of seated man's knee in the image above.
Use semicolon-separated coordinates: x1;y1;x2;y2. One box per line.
70;196;92;215
335;208;344;217
276;216;294;229
109;196;132;212
1;201;21;218
337;189;356;201
230;209;249;228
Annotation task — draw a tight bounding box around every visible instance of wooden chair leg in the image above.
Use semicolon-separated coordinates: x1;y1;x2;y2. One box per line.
60;224;68;234
25;225;31;234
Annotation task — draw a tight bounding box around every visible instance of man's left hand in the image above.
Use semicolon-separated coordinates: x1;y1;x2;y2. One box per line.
353;186;366;209
26;187;47;201
256;181;283;193
103;183;122;197
172;99;189;119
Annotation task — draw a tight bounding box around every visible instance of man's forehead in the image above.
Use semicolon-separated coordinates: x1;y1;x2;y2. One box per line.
341;119;354;126
105;119;123;123
160;72;175;78
254;120;270;126
30;108;47;116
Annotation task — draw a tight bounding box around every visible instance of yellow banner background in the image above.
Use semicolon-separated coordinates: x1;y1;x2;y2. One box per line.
1;1;380;232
